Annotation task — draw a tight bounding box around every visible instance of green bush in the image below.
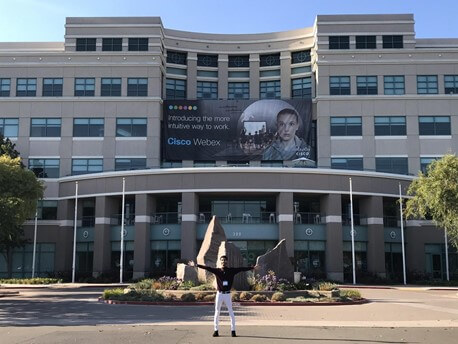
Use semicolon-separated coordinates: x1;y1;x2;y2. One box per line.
178;280;198;290
271;292;286;302
0;277;62;284
250;294;268;302
340;289;362;300
315;281;337;291
132;279;154;291
103;288;165;302
239;291;253;301
190;283;215;291
103;288;125;300
180;293;196;302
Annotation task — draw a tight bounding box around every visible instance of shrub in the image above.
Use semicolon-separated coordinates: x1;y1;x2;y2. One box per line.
295;280;313;290
132;279;154;291
163;293;177;301
195;293;206;301
250;294;268;302
315;281;337;291
340;289;362;300
231;293;240;302
103;288;125;300
190;283;215;291
180;293;196;302
239;291;253;301
277;278;296;291
155;276;181;290
203;294;215;302
0;277;62;285
271;292;286;302
178;280;198;290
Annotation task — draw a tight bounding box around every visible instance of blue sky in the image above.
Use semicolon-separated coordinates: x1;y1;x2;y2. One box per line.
1;0;458;41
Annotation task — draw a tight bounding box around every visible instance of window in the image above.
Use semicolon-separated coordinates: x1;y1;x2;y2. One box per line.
76;38;96;51
329;36;349;49
444;75;458;94
116;118;147;137
73;118;104;137
166;78;186;99
357;76;377;95
419;116;451;135
30;118;61;137
329;76;350;95
166;51;187;65
384;76;405;95
29;159;59;178
0;118;19;137
102;38;122;51
37;200;58;220
417;75;438;94
291;50;311;64
128;38;148;51
228;55;249;68
101;78;121;96
260;53;280;67
197;81;218;99
228;82;249;99
115;158;147;171
376;158;408;175
331;158;363;170
382;35;403;49
330;117;362;136
127;78;148;96
16;78;36;96
228;71;249;78
374;116;406;135
291;77;312;99
260;80;280;99
0;78;10;96
42;78;63;96
197;54;218;67
355;36;376;49
420;157;440;174
74;78;95;96
72;159;103;175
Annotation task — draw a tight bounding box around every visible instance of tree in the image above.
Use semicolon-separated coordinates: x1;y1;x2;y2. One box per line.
0;155;44;277
0;135;23;167
405;154;458;248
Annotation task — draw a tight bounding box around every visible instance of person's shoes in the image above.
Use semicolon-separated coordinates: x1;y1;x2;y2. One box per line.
212;330;219;337
231;331;237;337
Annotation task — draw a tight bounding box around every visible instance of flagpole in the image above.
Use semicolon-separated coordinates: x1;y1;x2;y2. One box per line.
349;178;356;285
120;177;126;284
72;181;78;283
32;203;38;278
399;183;407;285
444;228;450;281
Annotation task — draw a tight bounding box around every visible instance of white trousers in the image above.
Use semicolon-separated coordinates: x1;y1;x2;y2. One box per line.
214;292;235;331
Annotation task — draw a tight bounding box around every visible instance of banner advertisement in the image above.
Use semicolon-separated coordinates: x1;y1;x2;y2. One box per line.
163;99;314;162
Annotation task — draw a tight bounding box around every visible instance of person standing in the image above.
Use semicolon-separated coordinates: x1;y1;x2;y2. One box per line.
189;256;258;337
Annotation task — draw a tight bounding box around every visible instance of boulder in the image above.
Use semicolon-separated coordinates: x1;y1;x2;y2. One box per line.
217;241;250;290
255;239;294;281
176;263;198;284
196;216;227;283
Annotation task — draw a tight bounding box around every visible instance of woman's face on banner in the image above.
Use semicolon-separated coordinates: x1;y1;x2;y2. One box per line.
277;113;299;142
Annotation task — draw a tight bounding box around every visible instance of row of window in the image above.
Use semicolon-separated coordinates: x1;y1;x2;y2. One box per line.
329;75;458;95
328;35;403;50
331;157;439;175
76;38;148;51
0;78;147;97
330;116;451;136
166;50;311;67
167;77;312;100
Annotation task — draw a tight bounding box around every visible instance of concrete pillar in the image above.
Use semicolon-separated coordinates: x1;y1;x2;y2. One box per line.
321;193;343;282
181;192;198;260
187;52;197;99
93;196;117;277
218;54;228;99
250;53;260;99
55;199;75;274
360;196;386;278
133;194;155;279
277;192;294;257
280;51;291;98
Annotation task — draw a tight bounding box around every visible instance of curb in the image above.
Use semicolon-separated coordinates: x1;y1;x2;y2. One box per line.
0;291;20;298
99;298;369;306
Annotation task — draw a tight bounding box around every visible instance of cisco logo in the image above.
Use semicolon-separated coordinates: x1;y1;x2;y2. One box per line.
168;105;198;111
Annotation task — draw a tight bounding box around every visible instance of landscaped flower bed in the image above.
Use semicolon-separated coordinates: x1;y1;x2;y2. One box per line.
0;277;62;285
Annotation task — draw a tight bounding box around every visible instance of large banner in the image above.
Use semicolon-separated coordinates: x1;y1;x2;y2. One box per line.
163;99;314;162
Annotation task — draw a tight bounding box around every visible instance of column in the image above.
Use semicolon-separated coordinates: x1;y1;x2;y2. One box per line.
181;192;198;260
55;199;75;274
277;192;294;257
92;196;117;277
187;52;197;99
361;196;386;278
280;51;291;98
321;193;343;282
133;194;154;279
250;53;260;99
218;54;228;99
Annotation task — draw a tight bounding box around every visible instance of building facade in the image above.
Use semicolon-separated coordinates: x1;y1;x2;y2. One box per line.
0;14;457;282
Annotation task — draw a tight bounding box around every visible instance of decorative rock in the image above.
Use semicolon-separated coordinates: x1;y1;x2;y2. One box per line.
176;263;198;284
217;241;249;290
196;216;227;283
255;239;294;281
